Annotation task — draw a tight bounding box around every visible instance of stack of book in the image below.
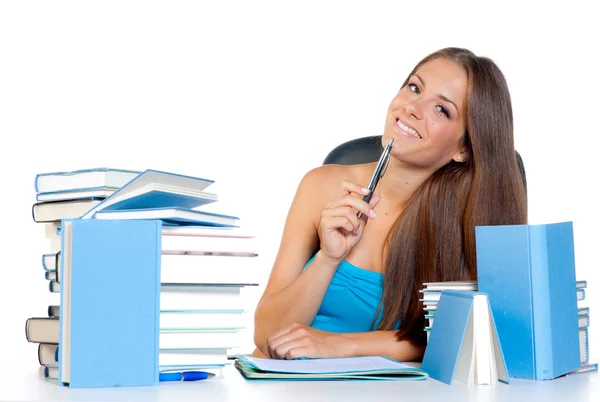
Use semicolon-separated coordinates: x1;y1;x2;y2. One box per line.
26;168;141;373
577;281;592;369
25;168;260;386
420;280;476;343
420;279;594;374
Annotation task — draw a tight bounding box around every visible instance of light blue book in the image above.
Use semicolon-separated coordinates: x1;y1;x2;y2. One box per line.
80;169;217;219
234;355;427;381
58;219;162;388
475;221;580;380
93;207;239;227
34;167;140;193
421;290;509;385
36;186;118;202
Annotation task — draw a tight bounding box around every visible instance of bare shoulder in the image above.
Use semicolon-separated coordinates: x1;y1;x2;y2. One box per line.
299;163;373;203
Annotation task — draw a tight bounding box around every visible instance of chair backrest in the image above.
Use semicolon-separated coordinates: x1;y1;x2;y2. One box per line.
323;135;527;194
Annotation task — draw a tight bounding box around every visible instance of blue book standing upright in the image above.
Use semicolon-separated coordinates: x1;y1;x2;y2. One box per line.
475;221;580;380
58;219;162;388
421;290;509;385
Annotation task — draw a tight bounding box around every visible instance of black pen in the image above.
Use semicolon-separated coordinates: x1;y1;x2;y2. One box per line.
357;138;394;219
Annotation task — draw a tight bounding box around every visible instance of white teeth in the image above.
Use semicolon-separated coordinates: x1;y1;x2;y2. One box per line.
397;121;421;138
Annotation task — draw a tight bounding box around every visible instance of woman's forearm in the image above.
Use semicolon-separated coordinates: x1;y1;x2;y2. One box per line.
340;330;425;362
253;251;340;351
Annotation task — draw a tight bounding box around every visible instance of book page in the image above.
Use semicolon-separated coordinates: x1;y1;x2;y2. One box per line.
454;309;475;384
239;356;419;374
490;305;510;383
473;294;493;385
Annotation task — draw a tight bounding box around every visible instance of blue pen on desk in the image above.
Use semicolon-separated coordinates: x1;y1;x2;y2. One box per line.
159;371;212;382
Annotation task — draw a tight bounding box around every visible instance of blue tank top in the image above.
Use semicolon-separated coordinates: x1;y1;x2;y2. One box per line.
303;254;400;333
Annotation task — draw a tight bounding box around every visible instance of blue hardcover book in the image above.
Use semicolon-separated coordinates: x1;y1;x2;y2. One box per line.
58;219;162;388
80;169;217;219
421;290;509;385
475;221;580;380
34;167;140;193
93;207;239;227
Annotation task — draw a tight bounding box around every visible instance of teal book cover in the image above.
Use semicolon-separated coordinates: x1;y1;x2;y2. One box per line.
58;219;162;387
421;290;509;385
475;221;580;380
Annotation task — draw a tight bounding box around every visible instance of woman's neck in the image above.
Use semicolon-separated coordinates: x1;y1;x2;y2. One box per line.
377;158;433;206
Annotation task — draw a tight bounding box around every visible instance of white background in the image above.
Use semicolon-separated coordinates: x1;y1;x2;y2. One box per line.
1;0;598;390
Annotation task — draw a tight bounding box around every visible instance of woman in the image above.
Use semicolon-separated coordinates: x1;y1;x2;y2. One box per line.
252;47;527;361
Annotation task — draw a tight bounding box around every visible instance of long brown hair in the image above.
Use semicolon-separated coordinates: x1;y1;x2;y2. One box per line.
375;47;528;347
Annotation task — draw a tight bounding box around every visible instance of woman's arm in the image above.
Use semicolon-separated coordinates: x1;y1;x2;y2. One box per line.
264;322;425;362
342;330;425;361
253;167;338;351
254;250;342;351
253;166;378;353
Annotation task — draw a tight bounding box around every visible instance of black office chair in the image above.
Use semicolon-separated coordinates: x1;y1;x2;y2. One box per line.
323;135;527;195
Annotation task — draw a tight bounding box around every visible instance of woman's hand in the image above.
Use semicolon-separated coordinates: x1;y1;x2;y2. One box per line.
318;180;381;262
264;322;349;360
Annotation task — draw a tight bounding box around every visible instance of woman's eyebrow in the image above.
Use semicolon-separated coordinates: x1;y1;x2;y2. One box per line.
414;74;426;88
414;73;459;115
438;94;459;114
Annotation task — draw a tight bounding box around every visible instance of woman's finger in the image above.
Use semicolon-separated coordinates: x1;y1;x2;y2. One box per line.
341;179;371;197
321;207;360;228
272;336;312;360
268;328;306;359
284;346;317;360
321;216;357;234
358;194;382;225
263;341;272;359
265;323;299;358
327;195;376;221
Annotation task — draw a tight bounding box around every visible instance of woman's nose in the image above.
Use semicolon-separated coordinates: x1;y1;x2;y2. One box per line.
404;101;424;120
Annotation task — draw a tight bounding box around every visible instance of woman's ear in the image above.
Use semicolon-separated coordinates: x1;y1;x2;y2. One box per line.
453;151;467;163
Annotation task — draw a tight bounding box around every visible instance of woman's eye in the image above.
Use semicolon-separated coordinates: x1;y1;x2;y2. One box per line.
436;105;450;118
408;83;421;94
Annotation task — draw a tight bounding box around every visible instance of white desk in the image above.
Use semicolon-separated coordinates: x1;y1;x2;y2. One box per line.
2;362;598;402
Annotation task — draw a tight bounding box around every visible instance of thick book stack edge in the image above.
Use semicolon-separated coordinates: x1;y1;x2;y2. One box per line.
27;169;141;372
25;167;261;387
420;279;594;380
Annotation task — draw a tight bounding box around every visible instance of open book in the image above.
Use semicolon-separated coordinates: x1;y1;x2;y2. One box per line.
234;355;427;381
94;207;239;227
421;290;509;385
80;169;217;219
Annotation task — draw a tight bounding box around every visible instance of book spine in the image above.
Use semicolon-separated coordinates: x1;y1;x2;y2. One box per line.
544;222;580;378
48;305;60;318
56;251;61;283
25;318;32;343
57;219;69;386
153;221;162;383
42;254;50;271
529;225;552;379
37;343;43;366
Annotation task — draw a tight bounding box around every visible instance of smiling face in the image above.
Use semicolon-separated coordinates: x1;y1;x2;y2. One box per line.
383;57;469;171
